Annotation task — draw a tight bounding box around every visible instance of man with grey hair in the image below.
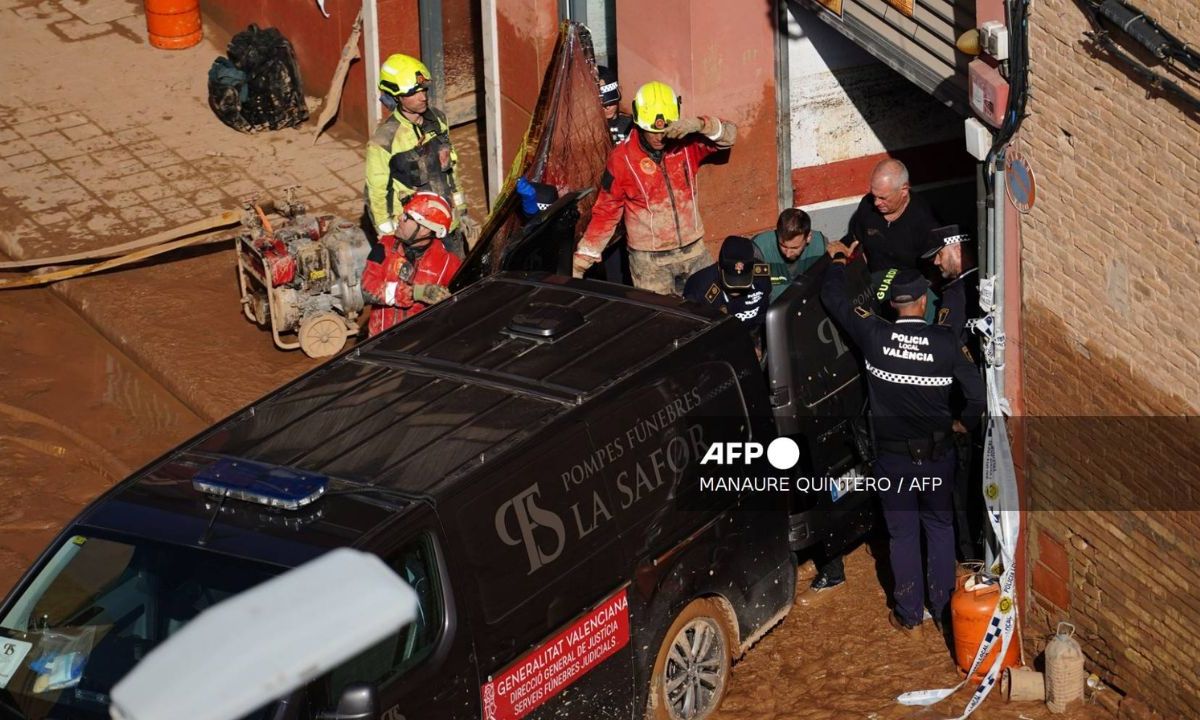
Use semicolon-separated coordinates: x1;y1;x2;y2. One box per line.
847;158;939;274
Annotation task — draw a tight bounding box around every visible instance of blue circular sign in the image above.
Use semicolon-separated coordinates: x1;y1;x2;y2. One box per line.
1005;151;1036;214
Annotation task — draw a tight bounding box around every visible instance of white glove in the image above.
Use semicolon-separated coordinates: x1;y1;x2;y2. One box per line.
460;213;481;247
572;253;595;279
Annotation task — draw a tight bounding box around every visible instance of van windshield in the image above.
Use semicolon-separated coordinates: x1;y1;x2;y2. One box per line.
0;532;281;720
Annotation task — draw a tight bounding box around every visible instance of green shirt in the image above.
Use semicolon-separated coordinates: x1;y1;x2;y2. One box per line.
751;229;827;301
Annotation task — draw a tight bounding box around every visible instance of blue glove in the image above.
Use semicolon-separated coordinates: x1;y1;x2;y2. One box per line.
516;176;540;217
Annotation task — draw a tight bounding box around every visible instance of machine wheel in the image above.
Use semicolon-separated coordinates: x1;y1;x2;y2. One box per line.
647;599;733;720
297;312;348;358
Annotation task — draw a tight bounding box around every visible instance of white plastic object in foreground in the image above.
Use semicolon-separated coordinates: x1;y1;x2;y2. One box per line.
109;548;418;720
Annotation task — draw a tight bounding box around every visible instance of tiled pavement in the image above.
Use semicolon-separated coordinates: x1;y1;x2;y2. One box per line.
0;0;369;257
0;0;482;419
0;105;364;249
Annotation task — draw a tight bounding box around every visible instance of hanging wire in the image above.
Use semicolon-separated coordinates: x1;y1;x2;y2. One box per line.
1076;0;1200;115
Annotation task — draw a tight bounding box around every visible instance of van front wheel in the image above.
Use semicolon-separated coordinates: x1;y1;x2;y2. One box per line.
647;598;733;720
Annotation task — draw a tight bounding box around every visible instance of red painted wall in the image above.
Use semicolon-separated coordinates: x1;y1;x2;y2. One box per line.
200;0;421;138
790;139;976;206
615;0;778;248
495;0;559;169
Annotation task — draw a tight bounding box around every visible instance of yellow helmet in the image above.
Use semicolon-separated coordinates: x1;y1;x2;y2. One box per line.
631;81;681;133
379;53;431;97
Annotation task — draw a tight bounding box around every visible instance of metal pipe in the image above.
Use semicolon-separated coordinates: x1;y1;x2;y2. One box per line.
977;161;988;275
774;0;793;212
992;153;1006;398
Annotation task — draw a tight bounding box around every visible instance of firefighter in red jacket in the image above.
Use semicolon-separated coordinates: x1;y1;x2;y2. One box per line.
362;192;461;336
572;81;737;295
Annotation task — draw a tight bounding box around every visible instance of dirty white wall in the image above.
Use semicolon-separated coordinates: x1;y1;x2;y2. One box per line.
587;0;613;66
785;2;961;188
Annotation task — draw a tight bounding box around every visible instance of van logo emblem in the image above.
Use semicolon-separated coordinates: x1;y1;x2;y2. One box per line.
495;483;566;574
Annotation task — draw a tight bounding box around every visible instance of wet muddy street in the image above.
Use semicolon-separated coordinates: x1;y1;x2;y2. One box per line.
717;553;1104;719
0;283;205;591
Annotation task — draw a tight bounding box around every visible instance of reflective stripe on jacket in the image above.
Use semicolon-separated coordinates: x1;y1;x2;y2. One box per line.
362;236;461;336
364;108;462;230
577;122;732;256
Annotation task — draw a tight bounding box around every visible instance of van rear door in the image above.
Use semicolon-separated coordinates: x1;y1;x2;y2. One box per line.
765;255;872;479
764;256;876;551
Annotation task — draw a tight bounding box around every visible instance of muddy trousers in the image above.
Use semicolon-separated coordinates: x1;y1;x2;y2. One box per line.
875;450;957;626
627;239;711;296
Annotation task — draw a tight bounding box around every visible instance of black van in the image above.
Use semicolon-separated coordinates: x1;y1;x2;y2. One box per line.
0;272;838;720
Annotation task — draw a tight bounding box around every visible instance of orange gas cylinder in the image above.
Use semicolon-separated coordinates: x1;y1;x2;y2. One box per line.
951;572;1019;683
145;0;202;50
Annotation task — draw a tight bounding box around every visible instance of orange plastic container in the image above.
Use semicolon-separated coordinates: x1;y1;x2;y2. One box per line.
145;0;202;50
951;572;1020;683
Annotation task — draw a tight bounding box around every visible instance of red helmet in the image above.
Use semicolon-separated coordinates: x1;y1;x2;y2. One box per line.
403;192;453;238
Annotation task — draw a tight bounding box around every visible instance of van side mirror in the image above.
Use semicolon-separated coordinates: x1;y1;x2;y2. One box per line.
316;683;379;720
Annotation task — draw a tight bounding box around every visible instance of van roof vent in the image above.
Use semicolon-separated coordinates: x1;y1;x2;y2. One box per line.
505;303;585;341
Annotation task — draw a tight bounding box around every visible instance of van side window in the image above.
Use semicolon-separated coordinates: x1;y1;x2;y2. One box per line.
321;535;442;699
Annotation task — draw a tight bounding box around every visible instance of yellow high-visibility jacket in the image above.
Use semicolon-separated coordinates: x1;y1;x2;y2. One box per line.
364;107;463;232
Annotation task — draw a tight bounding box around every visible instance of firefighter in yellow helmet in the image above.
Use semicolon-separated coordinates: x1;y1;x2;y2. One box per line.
573;80;737;295
365;53;477;258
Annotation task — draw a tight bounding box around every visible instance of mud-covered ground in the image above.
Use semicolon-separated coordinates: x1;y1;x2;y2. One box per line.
0;282;204;586
716;553;1106;719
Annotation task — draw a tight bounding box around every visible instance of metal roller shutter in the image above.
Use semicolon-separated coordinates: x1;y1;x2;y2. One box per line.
793;0;976;112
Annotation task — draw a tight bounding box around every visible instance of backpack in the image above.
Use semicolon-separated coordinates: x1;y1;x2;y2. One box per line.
208;25;309;133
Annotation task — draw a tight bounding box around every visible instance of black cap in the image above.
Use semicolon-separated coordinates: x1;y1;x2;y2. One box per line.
922;224;970;259
597;65;620;106
516;176;559;217
719;235;755;290
888;268;931;304
529;181;558;212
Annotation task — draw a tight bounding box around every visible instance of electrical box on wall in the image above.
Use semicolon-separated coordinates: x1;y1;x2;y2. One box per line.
969;58;1010;128
964;117;993;161
980;21;1009;60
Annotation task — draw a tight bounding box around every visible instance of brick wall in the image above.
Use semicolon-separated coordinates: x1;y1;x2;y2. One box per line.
1020;0;1200;715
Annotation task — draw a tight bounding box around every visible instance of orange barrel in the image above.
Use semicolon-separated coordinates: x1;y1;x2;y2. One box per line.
951;572;1020;683
145;0;202;50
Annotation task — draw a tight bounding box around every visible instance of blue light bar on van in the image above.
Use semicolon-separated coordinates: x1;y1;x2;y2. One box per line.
192;458;328;510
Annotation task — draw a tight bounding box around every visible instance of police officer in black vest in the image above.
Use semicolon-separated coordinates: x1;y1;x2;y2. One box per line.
684;235;771;355
821;239;986;633
923;224;980;346
597;65;634;144
924;224;985;561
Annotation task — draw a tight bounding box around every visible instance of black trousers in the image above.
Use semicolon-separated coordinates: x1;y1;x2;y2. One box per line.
875;450;957;625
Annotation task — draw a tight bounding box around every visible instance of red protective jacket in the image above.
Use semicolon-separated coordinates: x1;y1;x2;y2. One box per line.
362;235;461;337
577;120;733;257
